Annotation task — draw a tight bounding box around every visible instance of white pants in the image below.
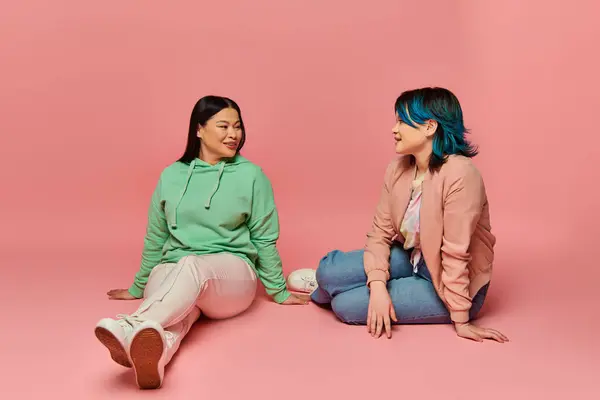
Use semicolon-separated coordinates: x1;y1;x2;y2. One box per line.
130;253;257;364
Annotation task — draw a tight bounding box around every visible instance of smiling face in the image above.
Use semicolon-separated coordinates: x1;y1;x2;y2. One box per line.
392;110;437;157
197;107;243;164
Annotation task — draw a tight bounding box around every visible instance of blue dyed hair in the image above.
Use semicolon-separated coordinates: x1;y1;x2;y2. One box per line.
395;87;478;171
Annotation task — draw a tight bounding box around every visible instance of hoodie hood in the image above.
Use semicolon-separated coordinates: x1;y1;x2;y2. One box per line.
170;154;249;230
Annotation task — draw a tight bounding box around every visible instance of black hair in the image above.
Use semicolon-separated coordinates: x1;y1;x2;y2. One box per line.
178;95;246;164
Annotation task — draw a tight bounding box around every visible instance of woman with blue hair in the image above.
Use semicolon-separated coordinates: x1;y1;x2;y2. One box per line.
288;87;508;342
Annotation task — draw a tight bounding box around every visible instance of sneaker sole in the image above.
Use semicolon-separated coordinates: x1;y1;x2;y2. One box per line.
94;326;132;368
129;327;164;390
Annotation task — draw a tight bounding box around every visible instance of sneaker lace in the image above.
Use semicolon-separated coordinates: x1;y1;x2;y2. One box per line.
116;314;144;329
301;276;317;290
116;314;175;344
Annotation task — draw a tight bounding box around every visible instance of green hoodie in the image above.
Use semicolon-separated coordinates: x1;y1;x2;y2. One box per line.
128;155;291;304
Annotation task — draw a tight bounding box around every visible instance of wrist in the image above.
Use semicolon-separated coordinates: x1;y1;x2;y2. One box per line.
128;286;143;299
273;289;292;304
369;280;387;291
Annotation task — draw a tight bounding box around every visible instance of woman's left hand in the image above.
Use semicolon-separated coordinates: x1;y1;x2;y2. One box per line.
454;322;509;343
281;294;309;305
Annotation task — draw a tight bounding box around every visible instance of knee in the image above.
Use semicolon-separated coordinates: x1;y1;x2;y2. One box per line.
331;290;368;325
315;250;343;288
331;298;354;324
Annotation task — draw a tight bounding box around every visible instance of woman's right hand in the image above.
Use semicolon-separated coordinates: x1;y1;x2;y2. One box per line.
281;293;309;305
367;281;397;339
107;289;137;300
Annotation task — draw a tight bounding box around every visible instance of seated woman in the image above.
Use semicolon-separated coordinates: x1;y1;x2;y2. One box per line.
288;87;508;342
95;95;307;390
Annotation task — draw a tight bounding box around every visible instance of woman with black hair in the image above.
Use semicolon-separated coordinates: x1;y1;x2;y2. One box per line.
95;95;306;390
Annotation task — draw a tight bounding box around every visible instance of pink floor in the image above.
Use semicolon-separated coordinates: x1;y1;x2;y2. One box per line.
4;215;600;399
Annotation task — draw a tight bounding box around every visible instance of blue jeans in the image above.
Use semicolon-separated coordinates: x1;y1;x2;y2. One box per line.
310;244;488;324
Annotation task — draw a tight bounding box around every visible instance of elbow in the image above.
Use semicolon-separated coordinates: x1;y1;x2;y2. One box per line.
251;236;278;248
441;237;471;263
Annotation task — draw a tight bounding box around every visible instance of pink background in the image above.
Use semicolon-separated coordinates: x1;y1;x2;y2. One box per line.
2;0;599;398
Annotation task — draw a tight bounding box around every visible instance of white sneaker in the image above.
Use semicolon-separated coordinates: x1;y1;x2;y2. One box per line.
128;320;170;390
287;268;318;294
94;315;140;368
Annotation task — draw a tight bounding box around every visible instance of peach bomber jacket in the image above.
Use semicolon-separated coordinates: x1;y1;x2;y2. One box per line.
363;155;495;323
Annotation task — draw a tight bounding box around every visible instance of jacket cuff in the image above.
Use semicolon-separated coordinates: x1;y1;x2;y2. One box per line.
366;270;389;286
450;310;470;323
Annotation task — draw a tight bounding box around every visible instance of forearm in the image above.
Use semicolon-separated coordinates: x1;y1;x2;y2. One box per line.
364;231;393;285
247;170;291;303
441;256;472;323
129;269;151;298
128;246;163;298
128;217;168;298
254;243;291;304
129;176;169;298
364;162;396;286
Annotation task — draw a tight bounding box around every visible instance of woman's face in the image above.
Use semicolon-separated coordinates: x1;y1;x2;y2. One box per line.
198;107;243;163
392;112;436;155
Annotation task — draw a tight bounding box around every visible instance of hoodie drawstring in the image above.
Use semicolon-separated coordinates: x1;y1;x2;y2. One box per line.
171;159;196;229
205;162;225;209
170;159;226;229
